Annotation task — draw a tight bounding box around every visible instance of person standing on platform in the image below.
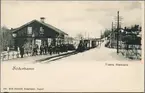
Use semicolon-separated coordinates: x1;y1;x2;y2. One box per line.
44;44;48;55
36;44;39;55
55;45;60;54
40;44;44;55
49;45;52;55
20;45;24;58
32;44;37;56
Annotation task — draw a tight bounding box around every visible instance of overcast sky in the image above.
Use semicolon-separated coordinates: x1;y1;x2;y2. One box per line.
1;1;143;38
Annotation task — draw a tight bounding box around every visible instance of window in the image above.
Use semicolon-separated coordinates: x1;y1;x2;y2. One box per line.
40;27;44;34
27;27;32;35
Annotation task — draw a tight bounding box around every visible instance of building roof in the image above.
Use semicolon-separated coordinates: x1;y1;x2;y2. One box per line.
12;19;68;35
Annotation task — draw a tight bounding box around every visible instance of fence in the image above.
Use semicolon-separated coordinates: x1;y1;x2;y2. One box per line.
119;41;141;60
0;51;32;61
106;37;141;60
0;45;76;61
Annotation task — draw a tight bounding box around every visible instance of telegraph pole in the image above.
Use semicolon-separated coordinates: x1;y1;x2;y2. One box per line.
117;11;119;54
110;22;114;48
112;22;114;32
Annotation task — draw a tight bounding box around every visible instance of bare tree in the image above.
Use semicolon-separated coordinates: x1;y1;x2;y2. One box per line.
75;33;84;40
0;26;14;51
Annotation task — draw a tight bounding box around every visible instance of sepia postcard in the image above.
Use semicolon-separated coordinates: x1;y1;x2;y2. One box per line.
0;0;144;92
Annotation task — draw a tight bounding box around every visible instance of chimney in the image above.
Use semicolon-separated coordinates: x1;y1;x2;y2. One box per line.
40;17;45;23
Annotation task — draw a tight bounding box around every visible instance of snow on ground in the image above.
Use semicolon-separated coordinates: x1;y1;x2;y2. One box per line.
1;41;143;92
1;41;140;64
41;41;136;64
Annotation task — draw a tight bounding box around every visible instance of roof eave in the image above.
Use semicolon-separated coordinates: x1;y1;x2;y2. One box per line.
11;19;68;36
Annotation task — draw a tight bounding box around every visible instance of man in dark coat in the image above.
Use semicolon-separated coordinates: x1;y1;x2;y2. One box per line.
44;44;48;55
35;44;39;55
20;45;24;58
49;45;52;55
40;44;44;55
55;45;60;54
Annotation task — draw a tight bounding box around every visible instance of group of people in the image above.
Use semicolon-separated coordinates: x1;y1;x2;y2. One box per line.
19;43;69;58
32;44;52;55
16;40;99;58
38;44;68;55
